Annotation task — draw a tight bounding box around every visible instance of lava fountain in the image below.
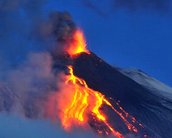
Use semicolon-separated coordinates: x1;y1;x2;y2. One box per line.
47;28;142;138
65;28;90;57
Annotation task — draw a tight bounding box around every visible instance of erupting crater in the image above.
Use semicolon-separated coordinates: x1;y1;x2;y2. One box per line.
65;28;90;57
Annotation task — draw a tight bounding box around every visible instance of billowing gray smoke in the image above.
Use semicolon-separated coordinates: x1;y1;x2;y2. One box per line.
0;0;75;67
0;0;76;117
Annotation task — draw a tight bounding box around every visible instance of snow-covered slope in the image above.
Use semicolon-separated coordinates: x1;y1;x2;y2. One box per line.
119;68;172;99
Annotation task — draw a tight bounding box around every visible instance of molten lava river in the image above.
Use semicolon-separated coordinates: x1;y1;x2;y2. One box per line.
47;29;143;138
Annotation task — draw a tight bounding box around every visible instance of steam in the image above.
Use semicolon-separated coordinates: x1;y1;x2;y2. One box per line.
0;0;75;125
0;2;77;116
4;52;55;117
0;113;102;138
0;112;138;138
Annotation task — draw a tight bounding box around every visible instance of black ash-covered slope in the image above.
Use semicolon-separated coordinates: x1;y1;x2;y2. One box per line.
72;52;172;138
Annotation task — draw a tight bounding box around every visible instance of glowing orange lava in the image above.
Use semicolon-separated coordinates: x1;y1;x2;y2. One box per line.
46;65;142;137
58;66;124;138
65;29;90;57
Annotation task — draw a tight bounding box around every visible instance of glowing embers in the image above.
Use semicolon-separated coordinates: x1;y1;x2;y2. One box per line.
65;29;90;57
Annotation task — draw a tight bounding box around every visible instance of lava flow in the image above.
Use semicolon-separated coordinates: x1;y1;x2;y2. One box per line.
47;28;142;138
57;65;124;138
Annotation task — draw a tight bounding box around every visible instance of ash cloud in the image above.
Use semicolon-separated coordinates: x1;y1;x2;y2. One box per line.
4;52;56;117
0;0;75;124
0;0;75;67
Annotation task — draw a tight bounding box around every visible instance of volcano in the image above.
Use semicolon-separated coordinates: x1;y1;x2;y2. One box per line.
50;29;172;137
64;52;172;138
0;29;172;138
51;48;172;138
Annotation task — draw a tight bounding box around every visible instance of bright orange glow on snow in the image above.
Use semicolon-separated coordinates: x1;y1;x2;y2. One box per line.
66;29;90;56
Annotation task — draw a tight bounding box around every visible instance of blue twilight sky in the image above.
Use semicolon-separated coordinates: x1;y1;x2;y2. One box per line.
0;0;171;86
43;0;172;86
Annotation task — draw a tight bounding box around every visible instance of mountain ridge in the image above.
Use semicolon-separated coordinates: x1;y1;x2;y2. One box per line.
72;52;172;138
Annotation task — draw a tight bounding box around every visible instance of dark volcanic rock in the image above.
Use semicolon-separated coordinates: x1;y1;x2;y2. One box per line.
72;52;172;138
